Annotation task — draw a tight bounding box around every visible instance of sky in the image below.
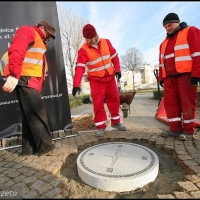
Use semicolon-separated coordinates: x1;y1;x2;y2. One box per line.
56;1;200;67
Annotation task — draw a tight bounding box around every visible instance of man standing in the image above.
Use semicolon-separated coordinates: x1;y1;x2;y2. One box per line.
2;20;63;156
72;24;127;137
159;13;200;141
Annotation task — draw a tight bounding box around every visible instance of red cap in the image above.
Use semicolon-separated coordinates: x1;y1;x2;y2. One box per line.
82;24;97;39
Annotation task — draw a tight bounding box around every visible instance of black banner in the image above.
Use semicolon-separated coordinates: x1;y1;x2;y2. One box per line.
0;2;72;138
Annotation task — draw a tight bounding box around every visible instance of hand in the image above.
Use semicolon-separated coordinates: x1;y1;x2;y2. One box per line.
159;81;164;88
191;77;200;86
115;72;121;80
72;87;80;97
2;76;18;93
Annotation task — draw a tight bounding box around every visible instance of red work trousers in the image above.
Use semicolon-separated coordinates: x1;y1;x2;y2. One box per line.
89;76;120;129
164;73;197;134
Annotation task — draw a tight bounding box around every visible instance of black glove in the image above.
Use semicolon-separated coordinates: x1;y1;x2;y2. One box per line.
115;72;121;80
159;81;164;88
72;87;80;97
191;77;200;86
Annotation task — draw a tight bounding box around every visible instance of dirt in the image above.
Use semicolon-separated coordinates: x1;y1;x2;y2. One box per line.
62;115;186;198
71;114;96;131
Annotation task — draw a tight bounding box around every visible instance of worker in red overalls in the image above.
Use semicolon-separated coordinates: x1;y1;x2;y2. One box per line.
159;13;200;141
2;21;63;156
72;24;127;137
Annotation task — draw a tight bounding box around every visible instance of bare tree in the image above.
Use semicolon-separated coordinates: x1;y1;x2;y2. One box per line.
120;47;145;90
57;6;86;81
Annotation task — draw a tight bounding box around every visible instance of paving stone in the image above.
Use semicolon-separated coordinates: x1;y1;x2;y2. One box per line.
16;167;29;174
22;190;38;198
34;171;48;178
175;150;188;155
12;163;24;169
1;176;10;184
79;135;91;144
188;166;200;174
3;168;18;176
9;137;18;146
1;138;11;147
22;187;30;196
173;191;192;198
16;156;27;162
13;174;26;183
0;180;15;190
177;154;193;160
164;145;174;154
49;177;63;188
177;181;199;192
185;175;200;183
10;183;26;194
43;188;63;198
52;131;59;139
23;169;37;176
74;137;85;146
196;182;200;189
0;161;8;167
195;158;200;165
186;146;199;154
59;130;66;138
21;159;33;165
155;138;165;149
30;180;46;191
189;191;200;198
45;164;62;175
148;135;157;144
183;160;199;168
40;173;56;183
36;183;53;196
157;194;175;198
7;171;21;178
23;176;38;185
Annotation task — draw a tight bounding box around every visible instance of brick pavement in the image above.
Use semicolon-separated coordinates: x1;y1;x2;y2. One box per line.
1;92;200;198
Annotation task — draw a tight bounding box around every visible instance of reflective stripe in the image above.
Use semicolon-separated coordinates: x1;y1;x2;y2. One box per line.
28;48;46;53
183;119;195;123
160;53;164;59
23;58;43;65
76;63;86;68
95;121;105;126
159;64;164;68
175;56;192;61
87;54;110;65
191;52;200;57
110;52;117;59
174;44;189;50
168;117;181;122
111;116;120;120
88;63;110;72
164;53;174;59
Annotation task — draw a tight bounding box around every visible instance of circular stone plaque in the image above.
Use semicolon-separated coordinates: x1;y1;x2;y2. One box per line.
77;142;159;192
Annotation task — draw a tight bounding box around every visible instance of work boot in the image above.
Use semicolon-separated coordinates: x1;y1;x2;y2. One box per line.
111;123;127;131
178;133;197;141
161;130;181;138
96;129;105;137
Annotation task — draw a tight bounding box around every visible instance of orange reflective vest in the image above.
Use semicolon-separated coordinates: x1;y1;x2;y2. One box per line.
159;26;192;78
81;38;114;77
3;29;47;77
